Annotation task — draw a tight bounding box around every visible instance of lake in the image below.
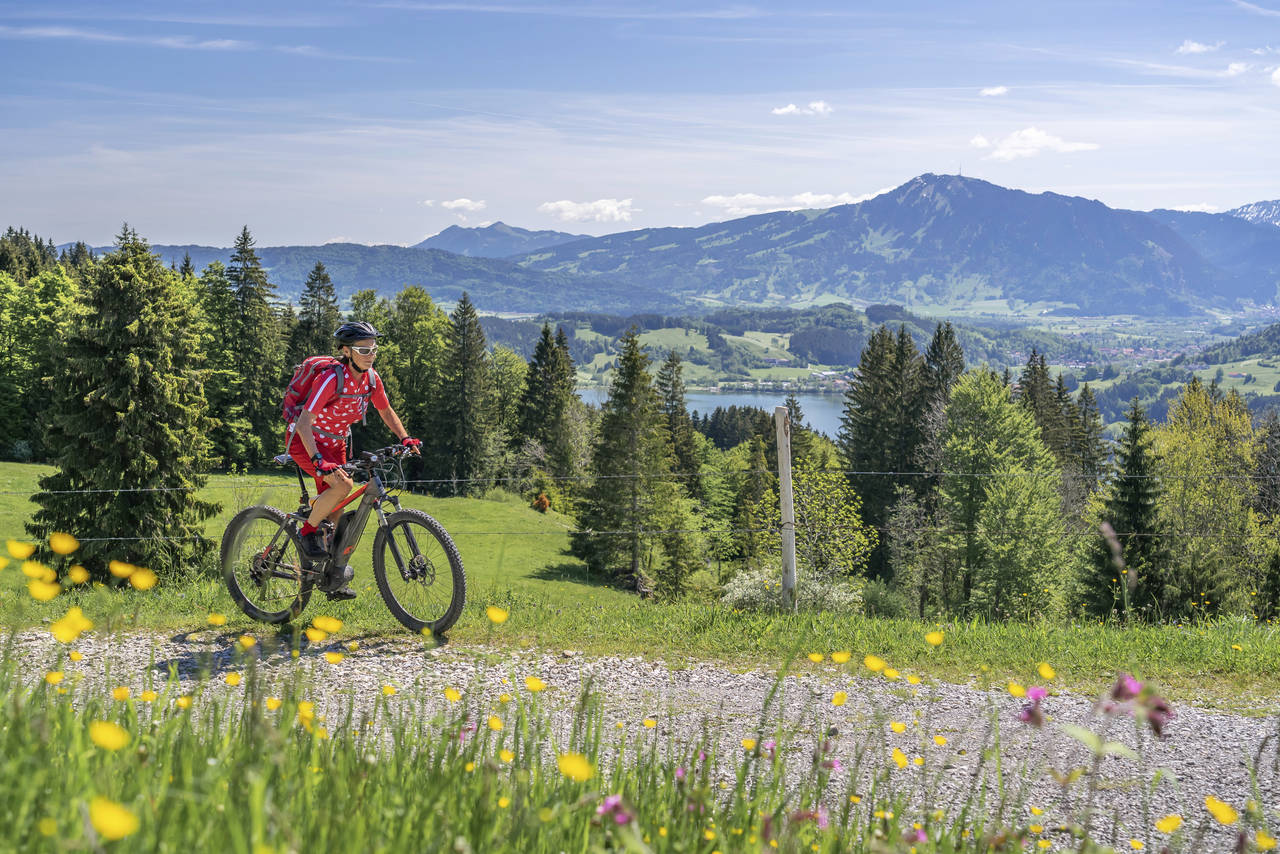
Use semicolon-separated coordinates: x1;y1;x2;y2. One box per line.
578;388;846;438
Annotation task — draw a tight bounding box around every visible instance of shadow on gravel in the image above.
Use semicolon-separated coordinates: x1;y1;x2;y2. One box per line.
150;628;442;679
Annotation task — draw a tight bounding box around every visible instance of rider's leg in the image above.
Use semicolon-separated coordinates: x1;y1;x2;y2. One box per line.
307;470;353;528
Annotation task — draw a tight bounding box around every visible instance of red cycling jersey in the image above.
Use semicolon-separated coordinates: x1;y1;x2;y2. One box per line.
289;365;390;490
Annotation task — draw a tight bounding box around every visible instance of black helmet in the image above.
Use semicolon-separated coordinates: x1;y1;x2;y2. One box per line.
334;321;380;345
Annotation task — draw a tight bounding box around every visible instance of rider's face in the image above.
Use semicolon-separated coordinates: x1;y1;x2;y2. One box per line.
345;338;378;370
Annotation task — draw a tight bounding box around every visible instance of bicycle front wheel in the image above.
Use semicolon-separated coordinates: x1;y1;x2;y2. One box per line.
372;509;466;634
221;505;314;623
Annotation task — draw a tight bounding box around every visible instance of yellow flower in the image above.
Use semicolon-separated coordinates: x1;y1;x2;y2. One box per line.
129;568;157;591
1038;662;1056;681
225;672;242;686
883;668;899;680
499;749;514;763
69;651;83;662
742;738;757;750
382;685;396;696
1130;840;1144;850
832;691;848;707
498;692;511;703
112;686;130;701
324;652;344;664
51;606;93;643
305;628;328;642
1030;806;1044;816
925;630;944;646
643;718;657;729
486;606;509;624
139;690;158;702
238;634;257;649
557;752;594;782
444;687;461;703
1205;796;1238;825
1231;644;1242;651
266;698;282;710
1008;682;1026;698
108;560;136;578
28;579;60;601
45;671;64;685
297;701;316;731
1037;841;1052;850
89;796;139;841
905;674;921;685
864;654;886;673
312;616;343;633
890;721;906;733
1030;824;1044;834
831;651;851;663
23;560;54;581
1257;832;1277;851
488;715;503;731
347;641;359;652
933;735;947;746
207;613;227;626
7;539;34;559
525;676;546;693
1155;814;1182;833
38;817;56;837
176;696;192;710
498;797;510;809
891;747;908;768
807;652;824;663
913;756;924;766
89;720;131;751
68;565;89;584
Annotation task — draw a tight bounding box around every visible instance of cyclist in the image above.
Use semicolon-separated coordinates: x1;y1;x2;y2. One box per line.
289;321;421;599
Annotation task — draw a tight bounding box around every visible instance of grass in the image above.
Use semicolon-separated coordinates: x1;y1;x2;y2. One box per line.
2;462;1279;712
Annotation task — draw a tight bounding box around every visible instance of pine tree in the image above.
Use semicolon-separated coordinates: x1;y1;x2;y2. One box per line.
1079;399;1165;621
178;252;195;280
289;262;341;367
921;322;965;408
1018;349;1069;461
1074;383;1107;495
570;329;673;587
783;393;814;463
655;350;700;493
915;322;966;508
226;227;283;464
517;323;578;479
198;262;257;468
431;293;492;494
26;226;217;576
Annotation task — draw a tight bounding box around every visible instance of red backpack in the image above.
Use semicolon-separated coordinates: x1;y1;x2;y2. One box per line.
282;356;345;426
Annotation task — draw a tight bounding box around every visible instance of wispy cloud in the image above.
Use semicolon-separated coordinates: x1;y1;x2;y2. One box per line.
1169;203;1219;212
369;2;764;19
771;100;833;116
0;24;400;61
1176;40;1224;54
441;198;487;212
978;127;1100;161
1273;67;1280;85
538;198;636;222
0;9;341;27
979;85;1009;96
700;189;888;217
1111;56;1253;79
1231;0;1280;17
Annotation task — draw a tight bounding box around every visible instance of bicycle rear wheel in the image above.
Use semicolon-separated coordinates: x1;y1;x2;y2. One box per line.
372;509;466;634
221;505;314;623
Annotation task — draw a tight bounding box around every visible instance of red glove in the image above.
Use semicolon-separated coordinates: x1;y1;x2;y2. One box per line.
400;437;422;451
315;459;341;475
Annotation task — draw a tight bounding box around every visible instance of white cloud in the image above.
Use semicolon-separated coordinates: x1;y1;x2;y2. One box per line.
1225;61;1249;76
538;198;636;223
1169;203;1220;212
980;86;1009;96
1273;66;1280;85
1176;39;1224;54
421;199;435;207
770;100;834;116
440;198;486;212
983;127;1100;161
700;189;889;218
1232;0;1280;17
969;135;991;149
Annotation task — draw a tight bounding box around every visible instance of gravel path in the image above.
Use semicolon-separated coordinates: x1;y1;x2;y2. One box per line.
7;627;1278;851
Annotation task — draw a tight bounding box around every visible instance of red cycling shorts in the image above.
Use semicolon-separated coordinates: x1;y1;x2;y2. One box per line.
288;432;348;493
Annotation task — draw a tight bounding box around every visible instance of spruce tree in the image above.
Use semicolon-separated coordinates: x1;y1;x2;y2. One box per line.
289;262;341;366
655;350;700;492
570;329;672;587
226;226;283;464
732;435;774;564
916;322;966;507
432;293;492;494
178;252;195;280
26;226;217;576
517;323;577;479
1079;399;1164;620
198;261;257;468
783;392;814;462
1074;383;1107;495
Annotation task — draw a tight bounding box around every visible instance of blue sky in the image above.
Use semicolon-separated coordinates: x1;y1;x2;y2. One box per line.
1;0;1278;246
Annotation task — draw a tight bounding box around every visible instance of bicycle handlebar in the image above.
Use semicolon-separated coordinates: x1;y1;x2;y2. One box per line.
337;444;416;474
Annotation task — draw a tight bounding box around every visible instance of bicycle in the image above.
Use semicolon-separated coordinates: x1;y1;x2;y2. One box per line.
220;444;466;634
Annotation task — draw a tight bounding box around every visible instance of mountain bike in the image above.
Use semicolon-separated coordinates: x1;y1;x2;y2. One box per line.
220;444;466;634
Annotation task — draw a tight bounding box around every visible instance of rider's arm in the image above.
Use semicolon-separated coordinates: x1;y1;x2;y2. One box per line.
296;410;322;460
375;405;410;441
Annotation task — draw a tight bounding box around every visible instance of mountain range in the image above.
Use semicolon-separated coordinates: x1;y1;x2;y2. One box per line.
104;173;1280;317
1229;200;1280;229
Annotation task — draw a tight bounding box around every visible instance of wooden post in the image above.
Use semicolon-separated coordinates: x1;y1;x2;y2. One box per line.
775;406;797;611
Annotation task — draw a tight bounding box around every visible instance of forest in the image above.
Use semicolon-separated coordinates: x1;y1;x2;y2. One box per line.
3;225;1279;625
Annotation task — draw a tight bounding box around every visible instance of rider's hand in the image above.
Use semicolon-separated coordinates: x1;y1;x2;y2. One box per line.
315;459;341;476
400;436;422;454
